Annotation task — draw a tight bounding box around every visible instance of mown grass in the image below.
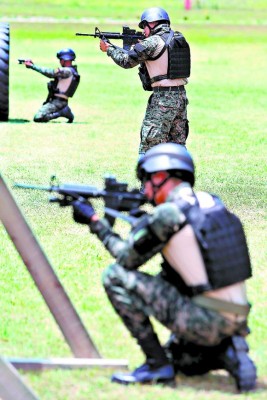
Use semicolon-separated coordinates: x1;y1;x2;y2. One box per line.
1;0;267;25
0;4;267;400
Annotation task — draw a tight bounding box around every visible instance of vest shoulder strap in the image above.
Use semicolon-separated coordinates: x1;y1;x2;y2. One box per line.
149;30;174;61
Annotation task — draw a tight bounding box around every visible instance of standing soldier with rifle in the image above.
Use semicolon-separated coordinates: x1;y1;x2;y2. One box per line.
99;7;190;160
20;48;80;123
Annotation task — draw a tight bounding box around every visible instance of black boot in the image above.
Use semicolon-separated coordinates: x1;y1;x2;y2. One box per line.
60;105;74;123
111;333;175;386
47;106;74;123
216;336;257;392
165;334;257;392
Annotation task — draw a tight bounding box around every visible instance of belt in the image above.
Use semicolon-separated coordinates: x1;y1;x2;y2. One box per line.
152;86;184;92
53;96;68;102
192;295;251;317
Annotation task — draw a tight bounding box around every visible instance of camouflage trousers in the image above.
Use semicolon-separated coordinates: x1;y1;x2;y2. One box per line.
34;97;68;122
103;263;247;346
139;87;189;155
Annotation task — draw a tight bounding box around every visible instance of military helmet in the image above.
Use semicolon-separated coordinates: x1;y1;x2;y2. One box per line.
139;7;170;29
56;48;76;61
137;143;195;186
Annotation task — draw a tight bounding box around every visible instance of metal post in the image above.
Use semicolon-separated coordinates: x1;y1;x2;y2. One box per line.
0;174;100;358
0;357;40;400
8;357;128;371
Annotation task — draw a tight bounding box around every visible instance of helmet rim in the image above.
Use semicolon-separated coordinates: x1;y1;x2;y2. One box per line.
139;7;170;28
137;143;195;186
57;48;76;61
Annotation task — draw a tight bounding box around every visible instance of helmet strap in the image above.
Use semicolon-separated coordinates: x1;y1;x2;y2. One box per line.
147;21;160;35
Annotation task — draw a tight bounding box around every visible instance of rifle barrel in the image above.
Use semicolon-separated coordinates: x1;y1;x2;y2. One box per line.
75;33;96;36
14;183;51;191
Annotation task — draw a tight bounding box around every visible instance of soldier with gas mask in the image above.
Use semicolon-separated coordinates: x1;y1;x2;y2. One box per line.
71;143;257;391
23;48;80;123
99;7;190;159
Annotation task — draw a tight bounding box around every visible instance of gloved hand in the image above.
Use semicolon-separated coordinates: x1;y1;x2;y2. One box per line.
72;200;96;224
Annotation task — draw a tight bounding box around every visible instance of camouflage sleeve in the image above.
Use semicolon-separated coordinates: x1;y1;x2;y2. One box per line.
89;218;128;259
149;202;186;242
89;203;186;270
30;65;72;79
113;203;186;270
107;36;162;69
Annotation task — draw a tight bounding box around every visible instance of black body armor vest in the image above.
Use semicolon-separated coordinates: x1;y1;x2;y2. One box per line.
167;31;191;79
63;66;80;97
161;195;252;296
150;30;191;84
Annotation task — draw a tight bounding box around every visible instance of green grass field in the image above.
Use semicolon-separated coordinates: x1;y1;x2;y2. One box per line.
0;1;267;399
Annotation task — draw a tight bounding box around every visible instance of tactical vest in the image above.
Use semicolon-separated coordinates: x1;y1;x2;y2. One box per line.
138;62;152;91
47;66;80;98
63;66;80;97
138;30;190;90
150;30;191;83
161;194;252;296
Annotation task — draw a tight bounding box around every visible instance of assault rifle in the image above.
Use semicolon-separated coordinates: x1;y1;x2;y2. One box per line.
76;26;144;51
14;175;146;226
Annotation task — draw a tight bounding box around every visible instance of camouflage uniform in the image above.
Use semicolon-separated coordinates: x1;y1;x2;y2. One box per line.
29;65;75;122
90;183;248;347
106;24;189;156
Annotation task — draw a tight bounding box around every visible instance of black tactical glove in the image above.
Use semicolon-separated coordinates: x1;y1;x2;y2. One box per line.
72;200;96;224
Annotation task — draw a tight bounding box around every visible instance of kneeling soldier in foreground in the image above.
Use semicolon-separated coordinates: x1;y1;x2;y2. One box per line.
72;143;257;391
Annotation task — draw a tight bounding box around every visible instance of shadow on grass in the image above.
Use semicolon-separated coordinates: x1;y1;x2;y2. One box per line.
4;119;31;123
1;119;89;124
49;121;89;124
176;371;267;394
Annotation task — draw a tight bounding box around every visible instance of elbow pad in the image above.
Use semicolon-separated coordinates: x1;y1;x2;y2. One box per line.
128;43;146;61
132;217;163;255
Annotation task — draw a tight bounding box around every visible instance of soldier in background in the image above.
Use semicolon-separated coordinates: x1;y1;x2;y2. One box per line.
71;143;257;391
99;7;190;160
23;48;80;123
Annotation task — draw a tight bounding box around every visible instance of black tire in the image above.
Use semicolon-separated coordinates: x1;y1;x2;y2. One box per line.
0;23;9;121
